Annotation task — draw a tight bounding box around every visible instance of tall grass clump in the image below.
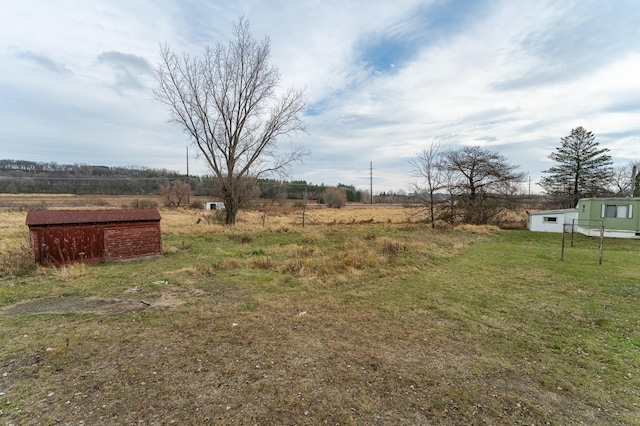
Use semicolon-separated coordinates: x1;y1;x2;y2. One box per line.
454;224;500;234
338;239;384;269
0;242;37;277
250;256;272;269
300;231;324;243
51;262;89;281
376;236;406;258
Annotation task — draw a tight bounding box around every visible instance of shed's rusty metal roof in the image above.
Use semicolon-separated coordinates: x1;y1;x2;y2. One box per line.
26;209;161;226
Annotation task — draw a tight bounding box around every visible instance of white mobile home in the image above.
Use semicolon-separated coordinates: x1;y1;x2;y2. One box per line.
527;208;578;233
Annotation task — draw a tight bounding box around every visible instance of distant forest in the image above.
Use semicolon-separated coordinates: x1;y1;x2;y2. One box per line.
0;159;204;195
0;159;371;202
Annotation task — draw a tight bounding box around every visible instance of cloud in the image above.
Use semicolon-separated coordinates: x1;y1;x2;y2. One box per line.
14;49;72;75
98;51;154;74
1;0;640;192
97;51;154;91
491;0;640;91
603;96;640;114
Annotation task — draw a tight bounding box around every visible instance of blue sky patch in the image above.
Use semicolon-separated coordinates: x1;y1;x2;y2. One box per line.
358;35;417;73
356;0;489;73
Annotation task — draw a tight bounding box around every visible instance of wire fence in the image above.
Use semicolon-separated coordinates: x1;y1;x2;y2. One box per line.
561;219;604;265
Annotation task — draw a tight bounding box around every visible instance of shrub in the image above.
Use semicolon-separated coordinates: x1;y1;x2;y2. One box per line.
204;211;226;225
0;242;37;277
129;199;158;209
323;187;347;208
160;180;192;208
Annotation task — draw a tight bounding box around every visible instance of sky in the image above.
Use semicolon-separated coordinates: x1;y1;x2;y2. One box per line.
2;0;640;194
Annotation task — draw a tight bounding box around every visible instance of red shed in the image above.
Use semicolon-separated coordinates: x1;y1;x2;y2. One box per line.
25;209;162;266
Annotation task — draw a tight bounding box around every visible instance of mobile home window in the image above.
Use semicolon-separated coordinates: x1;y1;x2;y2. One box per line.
543;216;557;222
601;204;633;218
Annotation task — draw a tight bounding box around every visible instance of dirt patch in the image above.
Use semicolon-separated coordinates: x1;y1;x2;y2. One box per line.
2;293;184;316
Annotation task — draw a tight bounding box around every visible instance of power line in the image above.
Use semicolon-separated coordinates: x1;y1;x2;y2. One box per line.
370;161;373;204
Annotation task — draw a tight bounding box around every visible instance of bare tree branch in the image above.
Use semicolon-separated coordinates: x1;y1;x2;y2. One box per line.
154;18;307;224
439;145;525;225
409;141;445;228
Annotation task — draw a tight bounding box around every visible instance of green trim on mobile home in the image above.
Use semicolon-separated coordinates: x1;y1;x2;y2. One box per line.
576;197;640;238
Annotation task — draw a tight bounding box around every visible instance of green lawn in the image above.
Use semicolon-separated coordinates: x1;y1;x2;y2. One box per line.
1;226;639;424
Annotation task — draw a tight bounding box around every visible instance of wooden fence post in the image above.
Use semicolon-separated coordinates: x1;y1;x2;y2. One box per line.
599;224;604;265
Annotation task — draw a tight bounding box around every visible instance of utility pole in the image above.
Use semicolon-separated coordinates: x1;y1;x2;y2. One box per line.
370;161;373;204
186;146;190;205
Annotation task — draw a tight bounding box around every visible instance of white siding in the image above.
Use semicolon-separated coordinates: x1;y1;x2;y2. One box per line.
528;210;578;233
204;202;225;211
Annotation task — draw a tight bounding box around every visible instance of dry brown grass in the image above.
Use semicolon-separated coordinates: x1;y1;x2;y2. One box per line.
0;199;494;281
0;241;36;277
1;196;639;425
454;224;501;234
376;236;406;257
162;204;425;234
0;210;37;276
0;210;31;246
0;193;526;236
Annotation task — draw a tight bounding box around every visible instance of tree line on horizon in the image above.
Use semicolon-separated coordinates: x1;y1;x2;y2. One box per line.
0;160;207;195
410;126;639;227
3;124;636;229
0;159;371;204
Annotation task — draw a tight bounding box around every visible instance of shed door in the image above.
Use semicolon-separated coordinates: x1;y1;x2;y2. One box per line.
38;225;105;266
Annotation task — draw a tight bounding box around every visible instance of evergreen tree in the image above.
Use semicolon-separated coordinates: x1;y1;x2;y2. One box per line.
540;127;613;207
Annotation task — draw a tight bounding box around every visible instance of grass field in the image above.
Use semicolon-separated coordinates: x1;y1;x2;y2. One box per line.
1;197;639;424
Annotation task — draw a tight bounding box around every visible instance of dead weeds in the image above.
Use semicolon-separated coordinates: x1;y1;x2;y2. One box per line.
0;200;636;425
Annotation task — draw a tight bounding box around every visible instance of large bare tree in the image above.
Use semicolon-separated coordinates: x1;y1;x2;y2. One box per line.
607;161;640;196
155;18;307;224
160;179;192;208
409;141;446;228
440;145;525;225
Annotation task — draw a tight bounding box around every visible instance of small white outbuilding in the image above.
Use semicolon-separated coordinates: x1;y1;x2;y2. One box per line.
204;201;225;211
527;208;578;233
